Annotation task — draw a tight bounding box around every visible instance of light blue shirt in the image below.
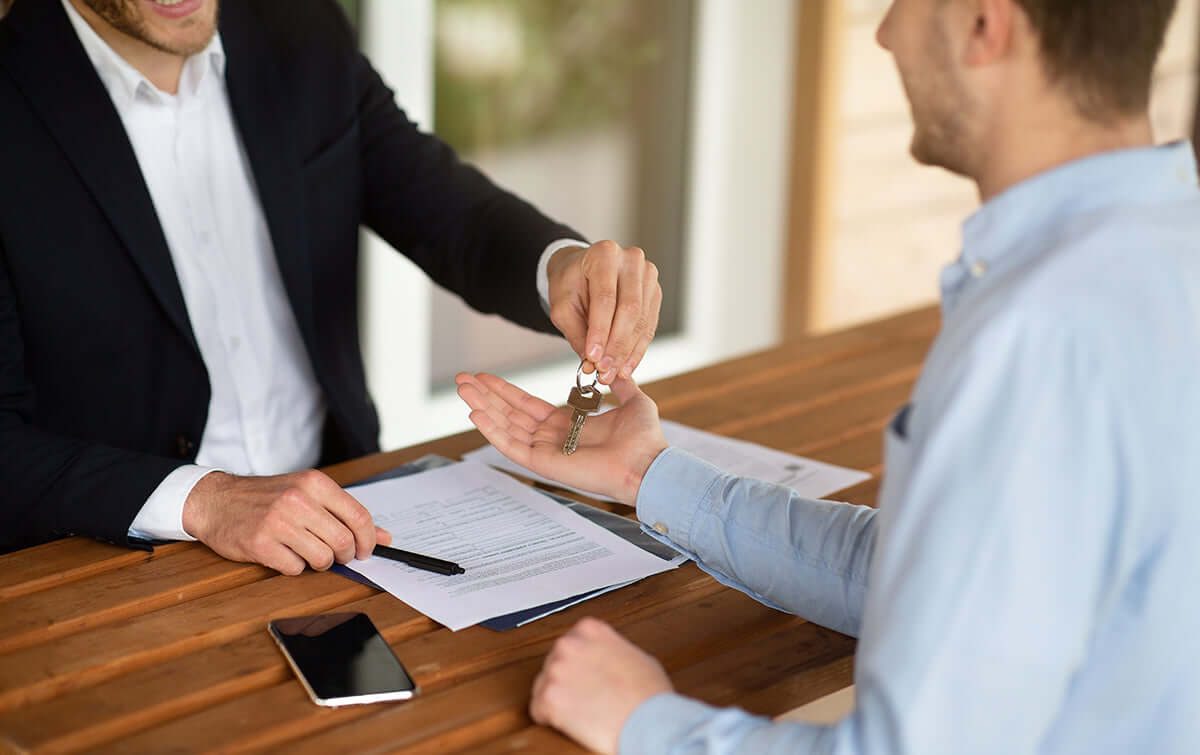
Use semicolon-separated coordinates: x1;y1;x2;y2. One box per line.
625;142;1200;754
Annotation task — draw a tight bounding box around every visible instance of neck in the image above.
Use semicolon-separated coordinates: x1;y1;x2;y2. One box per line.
970;98;1154;202
69;0;186;94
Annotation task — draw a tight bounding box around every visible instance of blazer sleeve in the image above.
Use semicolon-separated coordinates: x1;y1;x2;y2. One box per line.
0;241;184;553
346;26;583;334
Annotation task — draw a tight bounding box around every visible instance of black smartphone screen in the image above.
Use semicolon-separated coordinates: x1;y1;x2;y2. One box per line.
268;612;418;706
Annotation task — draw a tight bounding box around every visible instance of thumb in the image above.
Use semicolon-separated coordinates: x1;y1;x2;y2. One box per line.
609;376;644;405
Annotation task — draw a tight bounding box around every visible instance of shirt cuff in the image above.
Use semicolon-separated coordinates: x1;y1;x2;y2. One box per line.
619;692;725;754
537;238;588;310
635;447;726;554
128;465;220;542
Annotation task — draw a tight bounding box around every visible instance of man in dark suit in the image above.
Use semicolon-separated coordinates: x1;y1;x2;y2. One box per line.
0;0;663;574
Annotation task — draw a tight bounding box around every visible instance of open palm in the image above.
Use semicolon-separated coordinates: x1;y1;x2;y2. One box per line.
455;372;669;506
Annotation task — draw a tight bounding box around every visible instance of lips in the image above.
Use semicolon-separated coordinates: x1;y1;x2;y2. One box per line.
145;0;204;20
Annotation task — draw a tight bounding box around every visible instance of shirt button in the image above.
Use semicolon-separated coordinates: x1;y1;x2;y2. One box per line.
176;434;196;459
652;522;669;535
969;260;988;278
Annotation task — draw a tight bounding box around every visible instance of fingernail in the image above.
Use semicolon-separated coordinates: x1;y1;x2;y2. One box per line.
587;343;602;361
619;364;633;379
598;356;614;372
601;368;617;383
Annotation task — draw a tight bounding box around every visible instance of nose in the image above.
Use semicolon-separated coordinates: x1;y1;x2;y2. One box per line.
876;3;895;51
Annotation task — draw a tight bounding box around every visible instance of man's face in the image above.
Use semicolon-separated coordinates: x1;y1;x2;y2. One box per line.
877;0;976;176
81;0;219;57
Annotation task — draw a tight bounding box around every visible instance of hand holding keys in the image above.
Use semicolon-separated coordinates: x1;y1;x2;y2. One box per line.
563;361;602;455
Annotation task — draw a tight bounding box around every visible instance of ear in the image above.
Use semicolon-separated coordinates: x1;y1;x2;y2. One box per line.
963;0;1017;67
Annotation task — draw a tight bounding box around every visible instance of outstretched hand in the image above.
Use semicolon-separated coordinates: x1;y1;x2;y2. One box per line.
455;372;668;506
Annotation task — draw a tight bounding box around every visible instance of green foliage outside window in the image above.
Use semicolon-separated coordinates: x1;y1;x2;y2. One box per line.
434;0;664;153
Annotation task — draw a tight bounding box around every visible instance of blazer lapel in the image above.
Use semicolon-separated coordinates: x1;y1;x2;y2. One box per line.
0;0;199;354
218;2;317;356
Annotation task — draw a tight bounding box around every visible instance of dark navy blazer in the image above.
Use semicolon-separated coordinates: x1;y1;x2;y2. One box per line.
0;0;577;551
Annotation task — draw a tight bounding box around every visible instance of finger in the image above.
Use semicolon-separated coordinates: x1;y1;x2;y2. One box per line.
303;511;359;566
608;376;645;406
476;373;558;422
260;542;308;576
279;524;338;572
582;242;621;370
621;271;661;379
475;379;541;434
469;409;536;469
309;477;380;560
375;526;392;547
529;671;551;725
458;384;538;445
598;249;646;384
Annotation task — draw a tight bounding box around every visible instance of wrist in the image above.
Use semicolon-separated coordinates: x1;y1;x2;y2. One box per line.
620;442;669;506
181;470;232;539
546;244;586;283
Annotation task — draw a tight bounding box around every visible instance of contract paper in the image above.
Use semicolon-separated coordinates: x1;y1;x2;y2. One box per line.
344;462;676;631
463;418;871;503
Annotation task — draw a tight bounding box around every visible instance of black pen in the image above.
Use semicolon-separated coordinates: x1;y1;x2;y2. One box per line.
372;545;465;576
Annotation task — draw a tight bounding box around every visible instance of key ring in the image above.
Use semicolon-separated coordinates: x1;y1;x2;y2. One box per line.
575;359;600;397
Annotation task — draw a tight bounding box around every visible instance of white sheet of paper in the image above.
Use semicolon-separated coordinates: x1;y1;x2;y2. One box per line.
344;462;676;631
462;419;871;503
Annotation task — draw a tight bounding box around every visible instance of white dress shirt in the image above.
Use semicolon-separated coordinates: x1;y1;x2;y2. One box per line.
62;1;577;542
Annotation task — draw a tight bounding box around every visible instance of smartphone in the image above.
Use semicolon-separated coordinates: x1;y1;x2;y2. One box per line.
268;612;418;707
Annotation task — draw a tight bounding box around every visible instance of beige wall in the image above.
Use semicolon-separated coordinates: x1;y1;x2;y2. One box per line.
812;0;1200;332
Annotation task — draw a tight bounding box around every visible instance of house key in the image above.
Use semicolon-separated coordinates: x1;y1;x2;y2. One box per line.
562;361;602;456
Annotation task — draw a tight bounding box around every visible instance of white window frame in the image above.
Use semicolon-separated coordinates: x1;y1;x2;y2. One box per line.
359;0;796;450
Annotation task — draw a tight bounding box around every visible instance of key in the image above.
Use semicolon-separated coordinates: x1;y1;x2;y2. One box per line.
562;384;601;455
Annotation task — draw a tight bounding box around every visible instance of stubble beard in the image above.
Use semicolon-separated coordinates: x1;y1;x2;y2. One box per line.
906;21;975;177
83;0;219;57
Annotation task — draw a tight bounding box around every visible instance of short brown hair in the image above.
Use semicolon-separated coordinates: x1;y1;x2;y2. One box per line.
1014;0;1178;120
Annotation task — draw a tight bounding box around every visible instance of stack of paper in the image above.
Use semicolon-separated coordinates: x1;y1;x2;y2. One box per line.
344;462;677;631
462;418;871;502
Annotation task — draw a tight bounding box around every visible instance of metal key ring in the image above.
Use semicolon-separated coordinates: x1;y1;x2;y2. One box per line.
575;359;600;396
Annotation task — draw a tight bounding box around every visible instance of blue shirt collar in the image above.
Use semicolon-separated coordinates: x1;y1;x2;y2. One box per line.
941;141;1199;314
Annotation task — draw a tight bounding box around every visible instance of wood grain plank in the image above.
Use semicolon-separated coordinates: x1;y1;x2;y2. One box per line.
0;593;434;753
0;539;190;603
730;375;915;454
2;567;713;752
245;586;803;755
0;572;374;712
465;623;856;755
0;546;271;654
457;726;585;755
656;337;927;433
651;305;936;414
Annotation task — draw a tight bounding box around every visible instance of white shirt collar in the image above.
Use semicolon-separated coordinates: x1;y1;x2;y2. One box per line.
60;0;226;108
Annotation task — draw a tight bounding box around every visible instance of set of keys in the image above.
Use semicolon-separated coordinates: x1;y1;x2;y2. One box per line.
562;360;602;455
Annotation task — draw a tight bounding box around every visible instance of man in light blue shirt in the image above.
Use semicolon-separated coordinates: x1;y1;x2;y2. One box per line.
457;0;1200;752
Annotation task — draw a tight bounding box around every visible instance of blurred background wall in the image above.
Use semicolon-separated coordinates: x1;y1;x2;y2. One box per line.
12;0;1192;448
346;0;1200;449
807;0;1200;333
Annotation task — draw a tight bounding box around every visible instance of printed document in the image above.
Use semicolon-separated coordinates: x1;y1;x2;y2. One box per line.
345;462;676;631
463;419;871;503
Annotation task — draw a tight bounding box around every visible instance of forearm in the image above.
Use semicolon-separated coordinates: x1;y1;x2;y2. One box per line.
354;51;582;333
621;693;832;755
0;419;185;552
636;449;877;637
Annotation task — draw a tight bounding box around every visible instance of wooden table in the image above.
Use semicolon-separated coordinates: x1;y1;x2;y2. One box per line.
0;306;939;754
